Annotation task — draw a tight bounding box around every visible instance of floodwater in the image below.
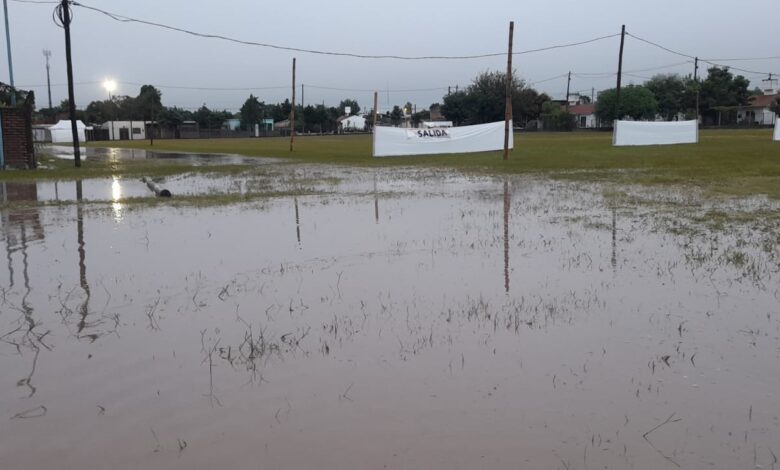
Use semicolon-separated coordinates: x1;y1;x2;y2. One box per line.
1;167;779;470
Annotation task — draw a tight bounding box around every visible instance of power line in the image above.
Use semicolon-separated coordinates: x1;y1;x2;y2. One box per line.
626;32;778;77
65;1;618;61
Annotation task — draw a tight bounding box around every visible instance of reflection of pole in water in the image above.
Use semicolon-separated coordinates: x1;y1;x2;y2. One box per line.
374;173;379;224
76;181;91;334
611;206;617;272
294;197;301;245
503;179;510;293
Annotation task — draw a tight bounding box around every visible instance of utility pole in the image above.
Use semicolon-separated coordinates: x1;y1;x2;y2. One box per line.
3;0;15;106
694;57;700;122
591;87;595;103
503;21;514;161
565;71;572;111
60;0;81;167
290;57;296;152
372;91;378;156
615;24;626;124
43;49;52;109
301;83;305;134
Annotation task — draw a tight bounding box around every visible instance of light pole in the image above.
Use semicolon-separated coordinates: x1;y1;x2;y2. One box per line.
3;0;15;106
103;79;116;140
43;49;52;109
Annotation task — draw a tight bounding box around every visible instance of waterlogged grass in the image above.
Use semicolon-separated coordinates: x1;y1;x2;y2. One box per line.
3;129;779;197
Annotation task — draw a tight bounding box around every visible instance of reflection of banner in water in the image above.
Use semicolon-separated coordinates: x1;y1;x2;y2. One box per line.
612;120;698;146
373;120;512;157
774;119;780;141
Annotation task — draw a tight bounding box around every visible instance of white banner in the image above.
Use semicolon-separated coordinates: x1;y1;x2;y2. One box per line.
373;120;512;157
774;118;780;141
613;120;698;146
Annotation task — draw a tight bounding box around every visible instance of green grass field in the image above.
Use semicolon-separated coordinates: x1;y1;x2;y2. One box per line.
7;129;780;197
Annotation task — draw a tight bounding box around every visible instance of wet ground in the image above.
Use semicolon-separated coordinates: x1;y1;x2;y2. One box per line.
1;163;780;469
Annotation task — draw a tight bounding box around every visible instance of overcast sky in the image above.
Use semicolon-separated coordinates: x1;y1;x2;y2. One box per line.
6;0;780;113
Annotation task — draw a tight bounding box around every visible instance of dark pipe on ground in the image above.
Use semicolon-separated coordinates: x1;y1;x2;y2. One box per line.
141;177;172;198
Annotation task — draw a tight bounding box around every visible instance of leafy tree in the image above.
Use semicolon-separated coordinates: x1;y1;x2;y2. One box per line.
157;106;192;129
339;99;360;116
411;110;431;127
390;105;403;126
644;74;687;120
441;91;471;125
595;85;658;122
240;94;264;130
699;67;751;121
135;85;163;119
540;101;575;131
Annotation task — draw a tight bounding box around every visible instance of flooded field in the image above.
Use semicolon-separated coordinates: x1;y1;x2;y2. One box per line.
2;166;780;469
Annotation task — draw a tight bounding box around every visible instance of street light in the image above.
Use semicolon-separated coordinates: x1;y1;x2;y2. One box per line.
103;79;117;140
103;78;116;100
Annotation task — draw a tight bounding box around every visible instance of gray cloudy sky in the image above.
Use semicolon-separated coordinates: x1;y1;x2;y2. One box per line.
6;0;780;112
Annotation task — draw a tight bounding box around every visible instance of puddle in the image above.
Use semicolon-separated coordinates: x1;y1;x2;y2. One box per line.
45;144;280;166
1;168;779;469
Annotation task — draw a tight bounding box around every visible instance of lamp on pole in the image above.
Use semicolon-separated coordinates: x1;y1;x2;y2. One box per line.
103;79;116;139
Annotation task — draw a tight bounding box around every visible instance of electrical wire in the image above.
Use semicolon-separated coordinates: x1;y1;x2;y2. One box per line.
67;1;618;60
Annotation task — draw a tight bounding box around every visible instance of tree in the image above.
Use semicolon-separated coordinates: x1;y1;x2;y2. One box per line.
390;105;403;126
441;91;471;126
644;74;686;120
135;85;163;120
240;94;264;130
699;67;750;122
540;101;575;131
411;110;431;127
595;85;658;123
339;99;360;116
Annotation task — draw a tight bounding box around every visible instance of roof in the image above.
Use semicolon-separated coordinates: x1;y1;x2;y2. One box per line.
49;120;86;130
748;94;778;108
569;104;595;115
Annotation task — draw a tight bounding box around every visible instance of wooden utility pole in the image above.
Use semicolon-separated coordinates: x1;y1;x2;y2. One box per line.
565;71;572;111
694;57;700;122
503;21;514;161
290;57;296;152
614;24;626;124
301;83;305;134
61;0;80;167
372;91;378;156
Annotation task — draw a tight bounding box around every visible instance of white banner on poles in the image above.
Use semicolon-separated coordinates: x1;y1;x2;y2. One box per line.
373;121;512;157
773;118;780;141
613;120;699;146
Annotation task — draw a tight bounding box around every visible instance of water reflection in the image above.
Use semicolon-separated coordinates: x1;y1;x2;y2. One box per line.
111;176;123;222
294;197;301;245
374;173;379;224
0;183;45;398
503;179;511;293
75;181;93;340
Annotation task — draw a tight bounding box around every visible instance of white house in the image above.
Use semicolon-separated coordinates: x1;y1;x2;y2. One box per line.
49;120;89;143
338;115;367;131
569;104;599;129
100;120;151;140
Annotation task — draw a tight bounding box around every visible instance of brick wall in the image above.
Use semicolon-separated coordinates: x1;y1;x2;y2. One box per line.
1;106;36;169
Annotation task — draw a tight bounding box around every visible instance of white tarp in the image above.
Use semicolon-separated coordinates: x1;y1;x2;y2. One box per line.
774;118;780;141
49;120;87;143
613;120;698;146
373;120;512;157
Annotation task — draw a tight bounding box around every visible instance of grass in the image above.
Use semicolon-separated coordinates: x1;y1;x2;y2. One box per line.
4;129;780;197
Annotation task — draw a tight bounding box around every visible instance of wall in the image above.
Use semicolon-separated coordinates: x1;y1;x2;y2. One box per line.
1;107;36;169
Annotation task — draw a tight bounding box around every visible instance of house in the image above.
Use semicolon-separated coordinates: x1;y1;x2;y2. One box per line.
49;120;89;143
568;103;598;129
223;118;241;131
737;94;778;126
337;115;367;131
99;120;152;140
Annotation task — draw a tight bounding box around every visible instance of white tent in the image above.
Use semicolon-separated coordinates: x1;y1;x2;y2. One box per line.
774;118;780;141
49;120;88;143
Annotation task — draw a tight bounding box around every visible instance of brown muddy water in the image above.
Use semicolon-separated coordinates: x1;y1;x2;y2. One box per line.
1;168;780;470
